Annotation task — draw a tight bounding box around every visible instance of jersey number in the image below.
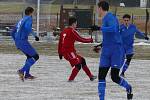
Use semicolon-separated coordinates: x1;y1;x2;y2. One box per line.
17;19;23;33
62;33;66;44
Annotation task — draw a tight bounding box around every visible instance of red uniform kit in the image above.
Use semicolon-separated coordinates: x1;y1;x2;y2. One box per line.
58;27;92;65
58;27;96;81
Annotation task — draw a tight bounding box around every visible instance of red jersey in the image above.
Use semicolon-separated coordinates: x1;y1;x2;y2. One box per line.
58;27;93;55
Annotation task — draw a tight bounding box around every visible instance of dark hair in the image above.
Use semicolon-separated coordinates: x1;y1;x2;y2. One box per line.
98;1;109;11
123;14;131;19
69;17;77;26
25;7;34;15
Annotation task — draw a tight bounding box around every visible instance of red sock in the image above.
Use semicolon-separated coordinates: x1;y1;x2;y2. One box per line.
68;67;79;81
82;66;93;78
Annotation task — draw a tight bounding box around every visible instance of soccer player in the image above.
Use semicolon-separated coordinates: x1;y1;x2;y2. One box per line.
91;1;133;100
11;7;39;81
58;17;97;82
120;14;149;77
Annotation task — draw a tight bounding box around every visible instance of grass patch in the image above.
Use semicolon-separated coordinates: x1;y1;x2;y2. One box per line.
1;42;150;60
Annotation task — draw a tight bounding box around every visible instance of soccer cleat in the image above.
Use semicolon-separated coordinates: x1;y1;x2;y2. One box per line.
90;75;97;81
67;80;74;82
127;86;133;100
25;74;36;80
17;70;24;82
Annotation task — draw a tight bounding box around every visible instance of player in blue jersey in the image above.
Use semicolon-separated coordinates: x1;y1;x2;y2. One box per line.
11;7;39;81
91;1;133;100
120;14;149;77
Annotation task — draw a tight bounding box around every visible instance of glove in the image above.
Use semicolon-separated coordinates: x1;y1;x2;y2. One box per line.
35;36;39;41
145;36;149;40
59;54;63;60
93;46;100;53
93;43;102;53
90;38;93;43
90;25;100;31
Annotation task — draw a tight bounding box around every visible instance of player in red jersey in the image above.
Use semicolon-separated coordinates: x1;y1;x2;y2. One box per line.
58;17;97;82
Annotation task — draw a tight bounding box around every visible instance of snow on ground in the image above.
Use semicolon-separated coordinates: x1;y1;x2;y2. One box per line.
134;42;150;46
0;54;150;100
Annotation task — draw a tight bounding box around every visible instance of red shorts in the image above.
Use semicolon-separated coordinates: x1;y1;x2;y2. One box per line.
63;52;82;67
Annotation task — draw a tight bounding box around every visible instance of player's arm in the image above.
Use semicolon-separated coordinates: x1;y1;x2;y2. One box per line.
101;25;116;33
73;30;93;43
101;16;117;33
25;19;39;41
135;26;149;40
93;43;102;53
24;19;32;34
90;25;101;31
31;31;39;41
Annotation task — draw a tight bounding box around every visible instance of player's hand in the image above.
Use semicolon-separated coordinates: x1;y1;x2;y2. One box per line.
90;25;100;31
93;43;102;53
93;46;100;53
35;36;39;41
59;54;63;60
90;38;93;43
144;36;149;40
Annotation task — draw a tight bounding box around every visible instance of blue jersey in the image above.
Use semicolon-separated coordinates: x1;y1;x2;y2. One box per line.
101;12;122;46
12;15;36;41
120;24;145;47
11;15;37;56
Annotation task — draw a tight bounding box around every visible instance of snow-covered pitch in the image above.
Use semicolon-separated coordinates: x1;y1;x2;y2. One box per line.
0;54;150;100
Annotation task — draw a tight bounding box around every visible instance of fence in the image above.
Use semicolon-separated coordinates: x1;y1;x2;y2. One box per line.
0;1;149;43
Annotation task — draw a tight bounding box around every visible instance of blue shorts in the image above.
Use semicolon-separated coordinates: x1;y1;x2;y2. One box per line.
99;45;124;69
15;40;37;56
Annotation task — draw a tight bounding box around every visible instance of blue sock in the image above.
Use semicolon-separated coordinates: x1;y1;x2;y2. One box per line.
26;69;31;76
119;78;131;91
98;80;106;100
122;63;128;73
21;58;35;75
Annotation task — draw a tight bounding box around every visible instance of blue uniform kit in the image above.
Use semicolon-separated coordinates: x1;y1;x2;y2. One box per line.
11;15;39;81
100;12;124;69
96;12;133;100
120;24;148;77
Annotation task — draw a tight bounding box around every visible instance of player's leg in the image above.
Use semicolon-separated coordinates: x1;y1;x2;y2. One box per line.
98;48;111;100
98;67;109;100
63;52;81;81
80;57;97;81
24;54;39;79
17;42;39;80
20;48;38;74
121;54;133;77
68;63;81;81
111;46;133;99
111;68;133;99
